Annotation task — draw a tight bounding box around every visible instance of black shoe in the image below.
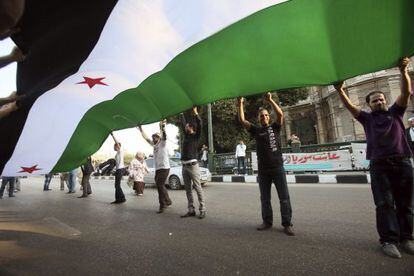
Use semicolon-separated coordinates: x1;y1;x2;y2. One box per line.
8;195;15;198
256;223;272;231
180;211;196;218
111;199;126;204
43;189;52;191
78;195;88;198
157;208;165;214
198;211;206;219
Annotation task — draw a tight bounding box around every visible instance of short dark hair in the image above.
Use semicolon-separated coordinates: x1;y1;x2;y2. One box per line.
365;91;385;104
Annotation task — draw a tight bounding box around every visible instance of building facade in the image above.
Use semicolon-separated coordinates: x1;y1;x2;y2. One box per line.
281;63;414;146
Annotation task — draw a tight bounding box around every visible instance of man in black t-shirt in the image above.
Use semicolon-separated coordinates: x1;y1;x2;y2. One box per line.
180;106;206;219
238;93;294;235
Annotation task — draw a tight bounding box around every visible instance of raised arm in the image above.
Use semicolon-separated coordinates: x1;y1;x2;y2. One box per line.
237;97;251;130
159;119;167;141
110;132;118;144
396;57;413;108
334;81;360;118
264;92;283;126
138;125;154;146
192;106;202;138
0;46;25;69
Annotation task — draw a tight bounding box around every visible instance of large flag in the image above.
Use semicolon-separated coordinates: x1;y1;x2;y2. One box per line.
1;0;414;176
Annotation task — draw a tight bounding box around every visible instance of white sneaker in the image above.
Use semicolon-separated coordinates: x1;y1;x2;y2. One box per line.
382;243;402;259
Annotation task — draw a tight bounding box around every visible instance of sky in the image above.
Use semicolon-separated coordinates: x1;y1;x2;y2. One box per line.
0;38;179;158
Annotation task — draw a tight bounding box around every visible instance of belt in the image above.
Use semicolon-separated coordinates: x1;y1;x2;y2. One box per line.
183;161;198;167
371;156;410;165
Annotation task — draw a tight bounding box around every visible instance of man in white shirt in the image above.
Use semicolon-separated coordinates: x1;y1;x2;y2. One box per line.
235;140;247;175
139;120;172;213
111;133;126;204
405;117;414;154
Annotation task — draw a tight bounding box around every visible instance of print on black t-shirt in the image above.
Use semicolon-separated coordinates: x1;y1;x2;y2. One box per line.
249;122;283;170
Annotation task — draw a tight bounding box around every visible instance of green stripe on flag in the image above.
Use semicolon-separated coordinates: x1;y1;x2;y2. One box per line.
53;0;414;172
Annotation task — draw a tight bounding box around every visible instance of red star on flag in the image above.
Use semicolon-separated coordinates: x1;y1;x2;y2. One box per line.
77;77;108;89
18;165;42;174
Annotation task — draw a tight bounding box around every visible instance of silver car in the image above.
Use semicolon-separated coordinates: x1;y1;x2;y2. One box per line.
143;158;211;190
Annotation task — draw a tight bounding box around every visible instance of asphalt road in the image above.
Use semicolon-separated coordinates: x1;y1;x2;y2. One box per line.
0;178;413;276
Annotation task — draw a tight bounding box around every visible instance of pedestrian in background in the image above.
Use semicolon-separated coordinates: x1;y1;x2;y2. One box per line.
235;140;247;175
200;144;208;168
129;151;149;196
79;156;94;198
67;168;77;193
43;173;53;191
60;172;69;191
0;177;16;199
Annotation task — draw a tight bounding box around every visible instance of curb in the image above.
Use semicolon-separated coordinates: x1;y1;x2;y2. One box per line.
92;174;370;184
211;174;370;184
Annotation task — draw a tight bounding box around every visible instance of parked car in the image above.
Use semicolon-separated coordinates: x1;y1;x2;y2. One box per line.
144;158;211;190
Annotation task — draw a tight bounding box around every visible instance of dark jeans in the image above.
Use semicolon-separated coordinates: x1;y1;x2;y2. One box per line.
0;177;16;197
155;169;172;208
258;167;292;227
43;173;53;190
237;157;246;174
115;168;125;201
370;158;414;244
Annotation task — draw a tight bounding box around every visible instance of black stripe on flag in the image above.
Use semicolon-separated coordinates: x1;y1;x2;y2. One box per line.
0;0;118;175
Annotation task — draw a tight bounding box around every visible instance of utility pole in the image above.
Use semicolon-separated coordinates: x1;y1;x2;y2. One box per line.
207;103;214;153
207;103;214;172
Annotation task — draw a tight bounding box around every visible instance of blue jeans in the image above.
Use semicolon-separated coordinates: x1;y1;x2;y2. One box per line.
0;177;16;197
237;157;246;174
370;158;414;244
258;167;292;227
43;173;53;190
68;169;77;192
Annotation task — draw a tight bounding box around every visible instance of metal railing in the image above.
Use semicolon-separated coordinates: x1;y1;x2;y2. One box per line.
209;140;366;174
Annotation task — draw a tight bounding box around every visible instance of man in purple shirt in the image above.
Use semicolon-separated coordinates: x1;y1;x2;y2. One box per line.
335;57;414;259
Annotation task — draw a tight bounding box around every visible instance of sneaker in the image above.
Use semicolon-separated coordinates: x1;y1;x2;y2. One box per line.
137;193;143;196
283;226;295;236
180;211;196;218
198;211;206;219
256;223;272;231
401;240;414;255
382;243;402;259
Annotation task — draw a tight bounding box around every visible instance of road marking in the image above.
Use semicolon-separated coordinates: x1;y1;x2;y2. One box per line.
42;217;81;237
